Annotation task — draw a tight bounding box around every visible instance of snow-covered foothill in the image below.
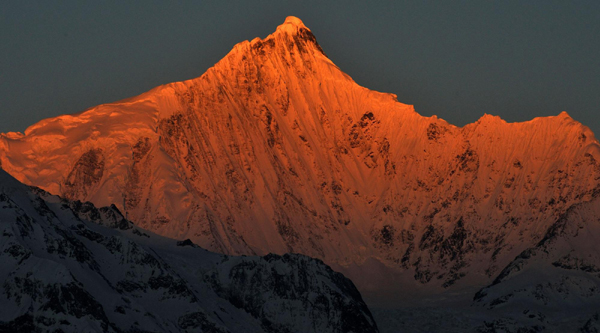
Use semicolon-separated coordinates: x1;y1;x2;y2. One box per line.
0;169;377;332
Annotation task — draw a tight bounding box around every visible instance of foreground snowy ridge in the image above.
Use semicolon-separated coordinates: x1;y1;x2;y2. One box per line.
0;169;377;332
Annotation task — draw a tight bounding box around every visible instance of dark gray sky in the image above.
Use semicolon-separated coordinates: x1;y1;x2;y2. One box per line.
1;1;599;135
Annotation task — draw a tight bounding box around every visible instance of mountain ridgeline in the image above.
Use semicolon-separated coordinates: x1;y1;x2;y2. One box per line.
1;16;600;310
0;169;377;332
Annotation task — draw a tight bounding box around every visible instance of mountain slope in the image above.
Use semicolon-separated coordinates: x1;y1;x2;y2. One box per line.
1;16;600;302
471;194;600;331
0;169;377;332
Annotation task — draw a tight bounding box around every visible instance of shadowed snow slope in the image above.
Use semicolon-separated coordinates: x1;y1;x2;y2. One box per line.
0;169;377;332
470;195;600;331
1;17;600;308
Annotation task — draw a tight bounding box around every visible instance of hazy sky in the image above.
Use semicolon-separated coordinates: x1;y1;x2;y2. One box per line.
1;1;599;135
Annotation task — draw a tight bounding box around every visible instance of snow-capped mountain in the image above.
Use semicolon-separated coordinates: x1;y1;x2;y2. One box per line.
0;169;377;332
1;16;599;308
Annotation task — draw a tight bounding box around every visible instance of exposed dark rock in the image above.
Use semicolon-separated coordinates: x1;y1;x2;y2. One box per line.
62;148;105;200
205;253;378;333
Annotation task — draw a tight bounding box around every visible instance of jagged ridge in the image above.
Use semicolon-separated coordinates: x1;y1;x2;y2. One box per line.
0;169;377;332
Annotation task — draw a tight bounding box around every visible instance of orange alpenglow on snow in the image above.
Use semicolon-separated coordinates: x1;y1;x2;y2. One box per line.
1;16;599;303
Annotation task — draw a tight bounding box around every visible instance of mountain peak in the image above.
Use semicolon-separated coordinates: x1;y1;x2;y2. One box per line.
284;16;306;26
236;15;326;57
558;111;571;119
275;16;310;35
477;113;504;123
